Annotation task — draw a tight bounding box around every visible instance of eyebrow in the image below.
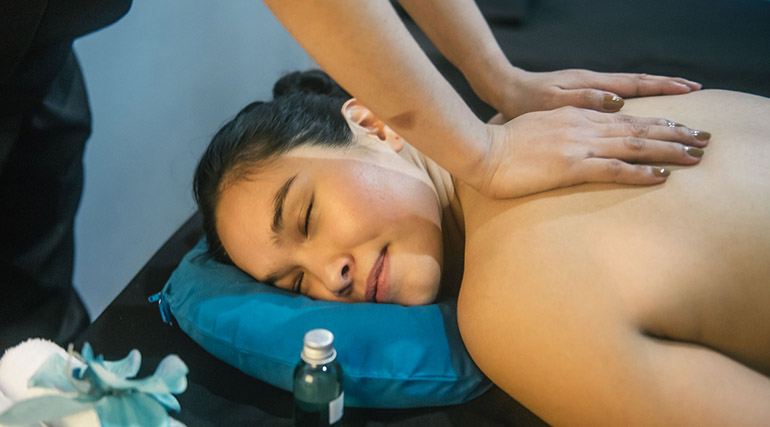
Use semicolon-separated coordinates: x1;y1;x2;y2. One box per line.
271;174;297;239
261;174;301;287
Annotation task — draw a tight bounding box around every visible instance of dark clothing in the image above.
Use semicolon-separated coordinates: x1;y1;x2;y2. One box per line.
1;0;132;114
0;0;132;350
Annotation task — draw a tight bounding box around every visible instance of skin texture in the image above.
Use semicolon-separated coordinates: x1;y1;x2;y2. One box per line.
263;0;705;199
457;90;770;425
215;100;453;306
213;89;769;424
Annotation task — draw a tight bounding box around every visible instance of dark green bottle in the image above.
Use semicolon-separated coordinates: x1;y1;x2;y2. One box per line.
293;329;344;426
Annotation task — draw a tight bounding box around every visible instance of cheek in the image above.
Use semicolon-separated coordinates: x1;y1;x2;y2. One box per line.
324;163;441;239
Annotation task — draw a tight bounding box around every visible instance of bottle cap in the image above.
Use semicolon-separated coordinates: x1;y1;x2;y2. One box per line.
301;329;337;365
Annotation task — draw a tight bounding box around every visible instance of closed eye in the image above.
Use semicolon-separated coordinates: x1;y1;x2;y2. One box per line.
293;272;305;293
303;194;314;237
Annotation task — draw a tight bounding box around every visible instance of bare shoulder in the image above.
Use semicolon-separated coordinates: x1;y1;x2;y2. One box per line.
457;89;770;361
456;89;770;425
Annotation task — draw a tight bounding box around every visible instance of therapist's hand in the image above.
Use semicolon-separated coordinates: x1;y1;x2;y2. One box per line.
482;68;702;120
469;106;710;198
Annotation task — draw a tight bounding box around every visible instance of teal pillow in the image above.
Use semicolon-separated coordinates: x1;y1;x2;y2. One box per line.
159;239;490;408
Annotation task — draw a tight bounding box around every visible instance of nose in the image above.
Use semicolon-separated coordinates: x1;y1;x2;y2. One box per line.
324;254;355;296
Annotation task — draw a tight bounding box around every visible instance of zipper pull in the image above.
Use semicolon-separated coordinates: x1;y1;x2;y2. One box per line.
148;292;173;326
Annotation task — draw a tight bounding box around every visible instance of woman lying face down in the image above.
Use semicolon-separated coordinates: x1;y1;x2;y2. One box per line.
197;71;770;424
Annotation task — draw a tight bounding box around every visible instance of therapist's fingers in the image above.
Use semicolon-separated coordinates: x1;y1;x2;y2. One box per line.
602;122;711;148
609;73;702;96
473;106;710;199
581;72;702;97
577;158;672;185
556;88;626;112
587;116;709;165
592;137;705;165
556;75;703;113
581;110;711;147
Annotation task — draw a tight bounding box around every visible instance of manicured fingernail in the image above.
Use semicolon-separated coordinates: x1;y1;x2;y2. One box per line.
652;167;671;177
603;94;624;111
667;121;685;128
692;130;711;141
684;146;704;157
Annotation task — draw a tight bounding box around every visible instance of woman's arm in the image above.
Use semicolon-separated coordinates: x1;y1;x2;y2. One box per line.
263;0;708;198
263;0;488;188
398;0;701;117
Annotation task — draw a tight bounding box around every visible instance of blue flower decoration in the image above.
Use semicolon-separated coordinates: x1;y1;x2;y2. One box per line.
0;343;188;427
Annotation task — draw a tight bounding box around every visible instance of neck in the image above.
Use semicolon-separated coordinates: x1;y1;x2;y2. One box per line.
399;143;466;299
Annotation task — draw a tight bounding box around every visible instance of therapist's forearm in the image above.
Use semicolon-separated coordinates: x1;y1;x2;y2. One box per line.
263;0;489;183
397;0;516;111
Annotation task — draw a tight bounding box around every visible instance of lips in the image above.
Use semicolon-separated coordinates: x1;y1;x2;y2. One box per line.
365;246;389;303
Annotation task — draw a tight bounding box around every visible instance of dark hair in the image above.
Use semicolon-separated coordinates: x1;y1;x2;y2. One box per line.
193;70;353;262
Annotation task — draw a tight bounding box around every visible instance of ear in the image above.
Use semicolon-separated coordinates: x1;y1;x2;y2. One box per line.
341;99;404;152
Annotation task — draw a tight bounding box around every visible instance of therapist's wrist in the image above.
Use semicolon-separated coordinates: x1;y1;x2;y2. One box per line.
465;54;523;113
449;122;497;193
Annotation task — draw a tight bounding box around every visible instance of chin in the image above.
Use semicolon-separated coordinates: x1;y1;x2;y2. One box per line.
393;297;433;307
397;285;440;306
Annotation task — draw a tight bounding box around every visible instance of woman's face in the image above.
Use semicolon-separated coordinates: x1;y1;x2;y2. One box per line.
215;108;444;305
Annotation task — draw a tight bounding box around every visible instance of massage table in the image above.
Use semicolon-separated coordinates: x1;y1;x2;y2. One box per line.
73;0;770;425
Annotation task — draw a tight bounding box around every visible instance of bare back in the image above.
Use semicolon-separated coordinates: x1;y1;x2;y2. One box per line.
456;90;770;426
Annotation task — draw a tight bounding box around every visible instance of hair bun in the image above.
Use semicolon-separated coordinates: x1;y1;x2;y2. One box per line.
273;69;351;100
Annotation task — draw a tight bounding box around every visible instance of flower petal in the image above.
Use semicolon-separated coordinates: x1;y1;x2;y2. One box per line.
80;343;95;363
86;362;146;392
86;364;175;395
152;355;189;394
0;395;97;425
101;349;141;379
95;393;169;427
28;354;78;393
149;392;181;412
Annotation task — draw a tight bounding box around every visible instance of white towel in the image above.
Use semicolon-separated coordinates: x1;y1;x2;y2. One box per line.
0;339;186;427
0;388;12;415
0;339;99;427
